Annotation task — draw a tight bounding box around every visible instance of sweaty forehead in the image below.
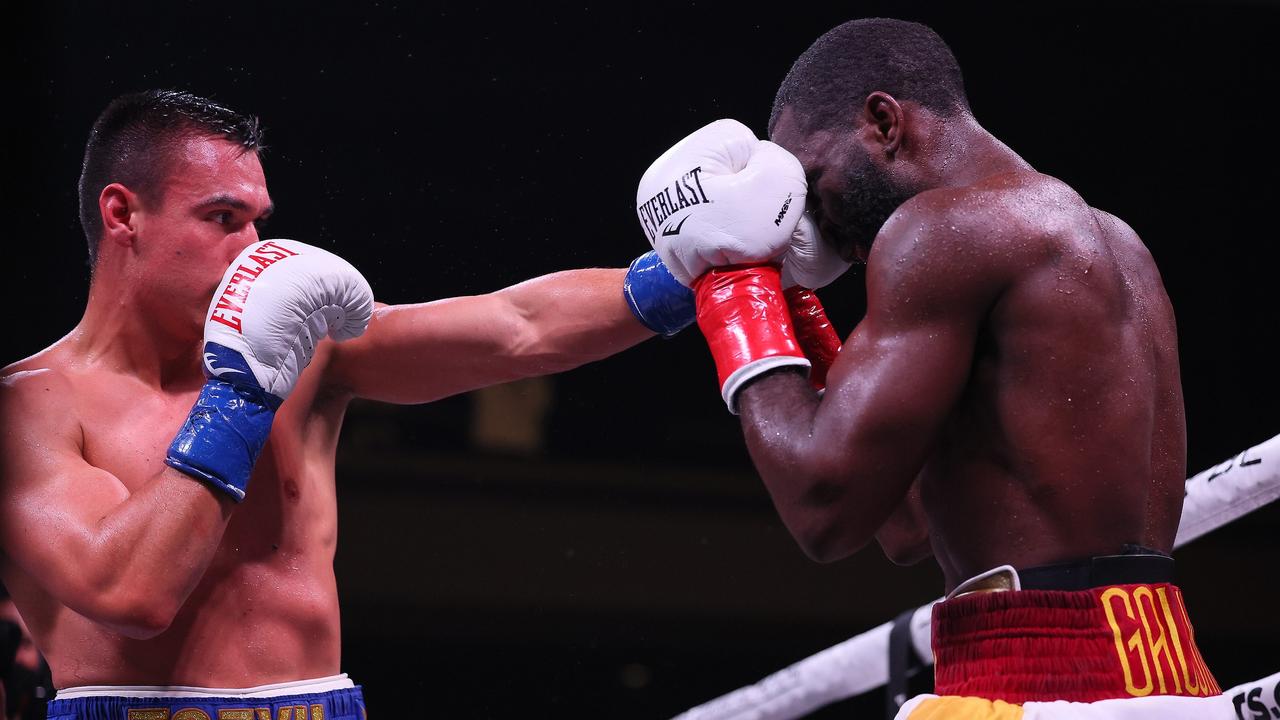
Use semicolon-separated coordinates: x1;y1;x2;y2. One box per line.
164;135;270;210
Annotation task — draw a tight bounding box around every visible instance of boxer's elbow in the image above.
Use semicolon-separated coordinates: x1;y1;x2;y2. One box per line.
113;613;174;640
875;515;933;566
878;534;934;566
793;519;873;564
778;478;876;564
103;600;178;640
79;583;181;639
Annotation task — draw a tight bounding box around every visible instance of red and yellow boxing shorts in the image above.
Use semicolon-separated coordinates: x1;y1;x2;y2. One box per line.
932;559;1219;704
896;669;1280;719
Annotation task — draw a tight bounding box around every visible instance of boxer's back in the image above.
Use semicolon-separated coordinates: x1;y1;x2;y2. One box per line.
916;173;1186;588
0;339;345;688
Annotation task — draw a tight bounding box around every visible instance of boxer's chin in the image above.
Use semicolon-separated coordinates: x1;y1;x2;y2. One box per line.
834;166;916;263
826;212;882;264
825;226;867;264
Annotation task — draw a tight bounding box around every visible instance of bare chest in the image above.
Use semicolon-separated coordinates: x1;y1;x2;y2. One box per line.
77;385;203;490
71;379;341;552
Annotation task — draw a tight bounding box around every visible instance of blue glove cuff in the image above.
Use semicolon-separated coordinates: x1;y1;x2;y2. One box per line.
165;375;282;502
623;250;695;337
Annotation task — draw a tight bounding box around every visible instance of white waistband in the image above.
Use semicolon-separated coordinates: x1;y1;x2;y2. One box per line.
55;673;354;700
946;564;1021;599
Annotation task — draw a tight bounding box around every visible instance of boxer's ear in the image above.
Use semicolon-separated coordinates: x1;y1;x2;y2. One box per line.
100;183;141;249
863;91;905;156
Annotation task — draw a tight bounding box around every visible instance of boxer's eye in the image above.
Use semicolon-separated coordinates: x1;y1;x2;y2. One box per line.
210;211;233;225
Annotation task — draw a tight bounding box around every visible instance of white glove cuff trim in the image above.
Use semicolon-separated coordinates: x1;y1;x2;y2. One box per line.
722;355;811;415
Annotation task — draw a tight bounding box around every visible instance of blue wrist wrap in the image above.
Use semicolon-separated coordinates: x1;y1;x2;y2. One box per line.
165;344;283;502
623;250;695;337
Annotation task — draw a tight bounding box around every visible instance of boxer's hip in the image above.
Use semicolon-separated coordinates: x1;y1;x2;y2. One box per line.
46;673;365;720
932;554;1220;704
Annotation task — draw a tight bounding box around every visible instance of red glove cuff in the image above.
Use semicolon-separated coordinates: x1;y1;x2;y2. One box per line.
694;264;810;413
784;286;842;391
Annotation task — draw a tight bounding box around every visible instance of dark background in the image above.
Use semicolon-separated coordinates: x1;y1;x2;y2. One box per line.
7;1;1279;717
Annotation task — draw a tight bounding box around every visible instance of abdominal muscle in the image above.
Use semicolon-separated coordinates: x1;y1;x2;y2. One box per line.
42;386;347;690
41;492;344;690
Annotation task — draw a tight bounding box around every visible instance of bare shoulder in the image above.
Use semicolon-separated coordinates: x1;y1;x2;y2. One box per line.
866;175;1053;302
1;352;81;449
2;357;71;405
1091;207;1139;238
870;172;1101;287
1090;207;1159;265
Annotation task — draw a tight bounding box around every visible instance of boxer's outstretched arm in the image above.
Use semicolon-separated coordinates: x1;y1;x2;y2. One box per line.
0;370;233;639
736;206;1005;562
323;268;654;404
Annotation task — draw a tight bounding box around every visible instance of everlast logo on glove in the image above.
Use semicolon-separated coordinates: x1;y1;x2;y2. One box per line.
209;240;301;333
636;166;711;243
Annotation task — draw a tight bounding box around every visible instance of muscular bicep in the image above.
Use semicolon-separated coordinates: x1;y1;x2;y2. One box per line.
805;215;1006;522
322;295;530;404
0;374;131;599
2;370;232;636
737;200;1013;561
813;302;979;480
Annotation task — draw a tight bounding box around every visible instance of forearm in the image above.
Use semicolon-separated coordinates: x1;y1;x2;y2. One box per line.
494;268;654;374
737;370;904;562
738;371;844;555
65;469;232;637
328;265;674;404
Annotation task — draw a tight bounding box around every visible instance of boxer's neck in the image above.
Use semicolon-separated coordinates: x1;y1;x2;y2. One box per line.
907;111;1035;192
74;269;203;389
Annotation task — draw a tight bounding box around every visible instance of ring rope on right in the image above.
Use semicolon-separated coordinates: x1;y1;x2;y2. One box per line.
675;432;1280;720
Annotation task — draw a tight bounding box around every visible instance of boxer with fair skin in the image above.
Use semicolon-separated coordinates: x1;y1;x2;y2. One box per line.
0;90;692;704
639;19;1217;706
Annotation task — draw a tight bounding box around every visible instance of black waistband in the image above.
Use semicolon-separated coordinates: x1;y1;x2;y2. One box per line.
1018;552;1174;591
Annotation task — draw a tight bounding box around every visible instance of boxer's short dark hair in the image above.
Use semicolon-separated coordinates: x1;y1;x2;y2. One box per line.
78;89;264;267
771;18;969;135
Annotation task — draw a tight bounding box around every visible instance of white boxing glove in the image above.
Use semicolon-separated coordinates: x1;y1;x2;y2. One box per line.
780;210;854;290
168;238;374;501
635;119;807;286
204;238;374;400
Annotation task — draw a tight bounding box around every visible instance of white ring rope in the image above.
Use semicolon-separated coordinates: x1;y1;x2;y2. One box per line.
676;432;1280;720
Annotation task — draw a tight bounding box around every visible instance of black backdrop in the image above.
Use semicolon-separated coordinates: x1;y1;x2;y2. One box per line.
8;2;1279;718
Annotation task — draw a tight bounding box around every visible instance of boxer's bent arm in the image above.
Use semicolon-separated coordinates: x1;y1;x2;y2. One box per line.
0;371;232;639
736;208;1001;562
323;268;653;404
874;478;933;566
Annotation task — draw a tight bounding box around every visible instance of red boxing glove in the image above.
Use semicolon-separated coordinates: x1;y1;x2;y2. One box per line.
784;286;842;391
693;264;811;413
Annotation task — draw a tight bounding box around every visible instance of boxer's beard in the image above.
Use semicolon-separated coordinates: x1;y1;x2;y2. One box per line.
829;153;917;262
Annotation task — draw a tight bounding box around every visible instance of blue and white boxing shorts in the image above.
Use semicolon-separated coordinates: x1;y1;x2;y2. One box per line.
46;673;365;719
